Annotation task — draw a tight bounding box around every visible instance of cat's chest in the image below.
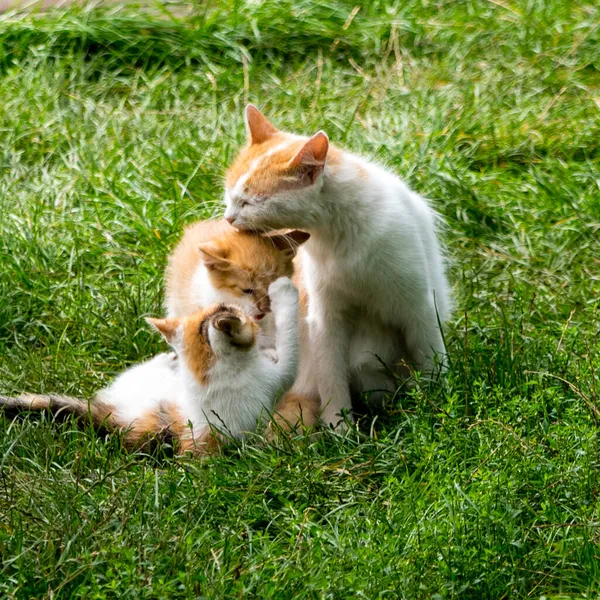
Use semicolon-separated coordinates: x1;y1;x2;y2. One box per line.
302;245;403;322
305;249;375;300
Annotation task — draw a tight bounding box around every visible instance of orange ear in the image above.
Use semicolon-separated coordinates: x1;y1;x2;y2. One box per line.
199;242;231;271
265;230;311;257
146;317;180;345
289;131;329;168
246;104;278;145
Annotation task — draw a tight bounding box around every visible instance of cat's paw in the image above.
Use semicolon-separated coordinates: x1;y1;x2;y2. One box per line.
268;277;298;311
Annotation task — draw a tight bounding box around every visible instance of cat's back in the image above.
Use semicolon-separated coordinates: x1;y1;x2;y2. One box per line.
97;353;180;423
164;219;231;317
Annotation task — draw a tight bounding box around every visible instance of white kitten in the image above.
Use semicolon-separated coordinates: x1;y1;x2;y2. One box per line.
1;277;300;452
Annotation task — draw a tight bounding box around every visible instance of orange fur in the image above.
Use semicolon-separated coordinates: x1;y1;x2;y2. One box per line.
267;391;320;439
165;219;305;318
226;133;308;196
122;402;220;456
226;111;343;195
162;303;258;385
146;309;222;386
181;308;218;385
292;254;309;313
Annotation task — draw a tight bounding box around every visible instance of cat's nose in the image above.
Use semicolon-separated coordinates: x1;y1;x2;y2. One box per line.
224;207;238;225
257;297;271;313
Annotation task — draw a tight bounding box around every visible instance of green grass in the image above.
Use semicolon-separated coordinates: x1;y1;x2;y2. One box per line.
1;0;599;597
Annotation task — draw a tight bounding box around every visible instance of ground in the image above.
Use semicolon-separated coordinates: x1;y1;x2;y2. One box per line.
0;1;599;598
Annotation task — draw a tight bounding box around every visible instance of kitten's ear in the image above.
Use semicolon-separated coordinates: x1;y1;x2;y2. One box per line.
245;104;278;145
199;242;231;271
289;131;329;182
265;230;311;257
146;317;180;346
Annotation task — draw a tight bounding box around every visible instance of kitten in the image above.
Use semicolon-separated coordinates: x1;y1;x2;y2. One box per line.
164;218;320;431
165;218;308;323
0;278;300;454
223;105;453;428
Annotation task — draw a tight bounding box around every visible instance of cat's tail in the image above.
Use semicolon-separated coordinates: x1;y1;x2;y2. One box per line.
0;394;221;455
0;393;118;432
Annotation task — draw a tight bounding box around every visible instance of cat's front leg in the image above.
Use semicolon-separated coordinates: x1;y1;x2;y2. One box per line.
309;303;353;429
268;277;300;390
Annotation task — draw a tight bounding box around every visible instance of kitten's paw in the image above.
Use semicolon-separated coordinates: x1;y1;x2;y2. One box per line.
269;277;298;310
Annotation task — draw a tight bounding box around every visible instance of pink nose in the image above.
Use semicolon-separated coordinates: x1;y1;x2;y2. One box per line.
225;216;235;224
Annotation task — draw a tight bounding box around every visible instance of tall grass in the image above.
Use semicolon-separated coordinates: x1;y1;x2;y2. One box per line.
1;1;599;597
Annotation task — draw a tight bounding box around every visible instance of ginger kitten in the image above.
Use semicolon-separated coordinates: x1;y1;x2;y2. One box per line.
224;105;453;428
0;278;301;455
165;218;308;323
164;218;320;432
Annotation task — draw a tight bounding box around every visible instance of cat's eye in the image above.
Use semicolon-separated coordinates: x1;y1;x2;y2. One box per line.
242;288;254;295
240;201;249;208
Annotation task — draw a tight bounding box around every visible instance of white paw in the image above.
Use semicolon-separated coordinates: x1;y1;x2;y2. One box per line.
268;277;298;310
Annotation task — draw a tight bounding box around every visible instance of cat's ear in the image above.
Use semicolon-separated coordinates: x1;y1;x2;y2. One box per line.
146;317;180;346
245;104;278;145
289;131;329;182
265;230;311;257
198;242;231;271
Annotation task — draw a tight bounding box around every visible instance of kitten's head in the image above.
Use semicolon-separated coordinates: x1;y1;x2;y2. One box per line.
147;304;259;384
224;105;330;231
199;225;309;321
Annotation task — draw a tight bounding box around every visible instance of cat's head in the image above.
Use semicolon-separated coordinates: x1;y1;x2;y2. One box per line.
199;225;309;321
147;304;259;383
224;105;330;231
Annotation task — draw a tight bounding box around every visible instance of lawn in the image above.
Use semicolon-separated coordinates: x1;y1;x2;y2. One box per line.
0;0;599;597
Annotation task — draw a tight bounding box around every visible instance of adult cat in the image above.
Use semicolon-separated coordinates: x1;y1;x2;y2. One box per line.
223;105;452;427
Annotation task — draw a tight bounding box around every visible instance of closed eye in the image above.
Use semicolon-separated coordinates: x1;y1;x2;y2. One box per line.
239;194;266;207
242;288;254;295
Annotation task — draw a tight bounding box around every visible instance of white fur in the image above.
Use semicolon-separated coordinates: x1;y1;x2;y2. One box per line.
97;352;180;424
98;278;299;441
226;142;452;428
191;264;242;310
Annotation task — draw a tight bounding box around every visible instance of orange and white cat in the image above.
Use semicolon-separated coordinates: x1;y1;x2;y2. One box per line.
224;105;453;428
0;278;300;454
164;218;319;431
165;218;308;325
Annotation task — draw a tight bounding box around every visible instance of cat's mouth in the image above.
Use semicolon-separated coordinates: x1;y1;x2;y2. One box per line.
254;313;266;321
